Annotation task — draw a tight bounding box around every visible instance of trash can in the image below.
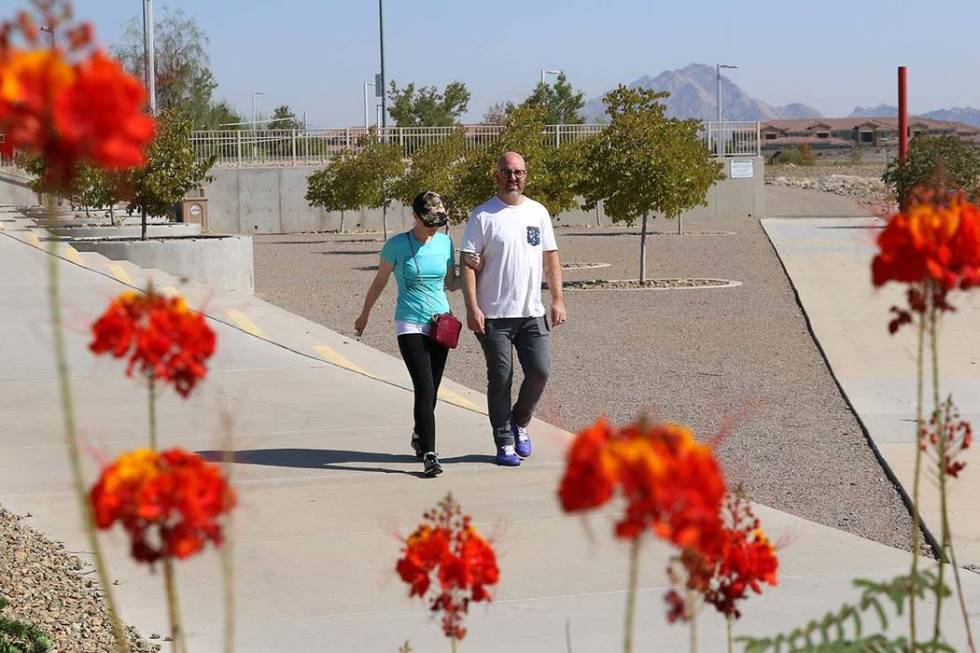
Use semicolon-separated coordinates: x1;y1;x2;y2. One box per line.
181;193;208;232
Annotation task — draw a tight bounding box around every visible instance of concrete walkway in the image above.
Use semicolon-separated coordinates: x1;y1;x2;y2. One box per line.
1;209;978;650
764;216;980;572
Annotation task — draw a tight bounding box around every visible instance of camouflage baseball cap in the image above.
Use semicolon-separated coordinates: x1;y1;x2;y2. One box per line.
412;191;449;226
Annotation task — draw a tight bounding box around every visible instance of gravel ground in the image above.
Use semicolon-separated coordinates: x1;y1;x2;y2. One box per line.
252;207;915;551
0;508;158;652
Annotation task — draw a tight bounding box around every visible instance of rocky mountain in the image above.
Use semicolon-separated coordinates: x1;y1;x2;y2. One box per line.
847;105;980;126
849;104;898;117
922;107;980;127
581;63;822;122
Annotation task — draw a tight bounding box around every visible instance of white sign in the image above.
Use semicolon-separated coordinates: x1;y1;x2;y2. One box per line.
730;160;754;179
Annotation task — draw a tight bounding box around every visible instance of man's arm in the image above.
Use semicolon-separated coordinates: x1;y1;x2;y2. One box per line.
461;263;485;334
543;250;566;327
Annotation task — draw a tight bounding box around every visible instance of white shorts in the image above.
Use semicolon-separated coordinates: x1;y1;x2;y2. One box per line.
395;320;432;337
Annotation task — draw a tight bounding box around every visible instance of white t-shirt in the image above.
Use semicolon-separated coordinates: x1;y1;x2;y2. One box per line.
460;196;558;319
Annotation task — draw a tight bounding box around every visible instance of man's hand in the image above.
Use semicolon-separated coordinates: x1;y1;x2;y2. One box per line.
550;299;567;327
461;251;483;272
467;306;486;334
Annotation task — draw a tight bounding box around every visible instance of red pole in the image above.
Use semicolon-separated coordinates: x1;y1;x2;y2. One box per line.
898;66;908;162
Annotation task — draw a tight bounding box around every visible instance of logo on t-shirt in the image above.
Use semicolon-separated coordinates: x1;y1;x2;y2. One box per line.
526;226;541;246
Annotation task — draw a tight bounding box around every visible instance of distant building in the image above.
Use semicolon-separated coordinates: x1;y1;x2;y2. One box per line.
759;117;980;151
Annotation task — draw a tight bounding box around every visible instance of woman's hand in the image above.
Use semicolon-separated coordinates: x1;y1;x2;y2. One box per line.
354;312;369;336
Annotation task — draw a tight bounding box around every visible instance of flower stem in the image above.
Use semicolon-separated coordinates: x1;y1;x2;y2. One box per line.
623;537;640;653
45;210;130;653
726;615;733;653
450;636;457;653
929;299;948;644
163;557;186;653
221;411;236;653
148;377;157;450
689;594;698;653
910;308;926;652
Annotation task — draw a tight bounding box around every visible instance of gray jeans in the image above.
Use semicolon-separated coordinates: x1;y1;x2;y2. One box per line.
475;316;551;445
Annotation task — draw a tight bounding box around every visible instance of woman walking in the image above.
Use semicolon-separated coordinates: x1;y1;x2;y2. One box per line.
355;191;459;477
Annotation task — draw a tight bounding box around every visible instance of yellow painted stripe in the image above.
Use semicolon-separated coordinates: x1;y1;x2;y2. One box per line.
225;308;265;338
313;345;376;378
25;232;41;246
437;387;484;412
107;263;133;285
62;245;83;264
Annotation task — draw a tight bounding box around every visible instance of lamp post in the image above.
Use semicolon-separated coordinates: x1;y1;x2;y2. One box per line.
141;0;156;114
540;69;561;86
363;82;375;129
716;63;738;122
251;91;265;160
378;0;387;128
251;91;265;131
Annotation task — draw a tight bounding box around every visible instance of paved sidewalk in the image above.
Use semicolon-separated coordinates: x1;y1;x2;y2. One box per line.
764;217;980;569
1;213;978;650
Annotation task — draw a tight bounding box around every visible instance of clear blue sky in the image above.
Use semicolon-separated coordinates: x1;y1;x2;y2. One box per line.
71;0;980;127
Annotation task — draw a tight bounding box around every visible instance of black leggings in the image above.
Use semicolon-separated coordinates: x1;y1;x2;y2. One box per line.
397;333;449;454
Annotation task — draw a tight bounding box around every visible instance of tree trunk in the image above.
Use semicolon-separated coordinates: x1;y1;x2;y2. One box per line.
639;213;648;284
339;210;345;233
141;206;147;241
677;212;683;235
595;203;601;227
109;205;116;227
381;204;388;242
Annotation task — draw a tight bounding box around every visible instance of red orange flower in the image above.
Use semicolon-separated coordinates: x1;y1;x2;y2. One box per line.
872;192;980;331
558;418;727;554
920;397;973;479
666;491;779;621
90;289;216;397
396;494;499;641
0;3;154;189
90;448;236;564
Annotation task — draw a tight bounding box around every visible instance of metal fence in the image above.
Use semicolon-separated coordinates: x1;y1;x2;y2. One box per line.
190;122;759;167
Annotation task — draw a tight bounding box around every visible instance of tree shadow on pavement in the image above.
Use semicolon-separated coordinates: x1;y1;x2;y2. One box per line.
196;448;496;476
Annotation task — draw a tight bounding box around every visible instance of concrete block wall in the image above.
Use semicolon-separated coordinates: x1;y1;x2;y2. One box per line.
0;169;40;206
195;156;766;235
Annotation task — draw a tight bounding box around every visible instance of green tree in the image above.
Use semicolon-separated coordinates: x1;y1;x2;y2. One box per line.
882;134;980;205
71;165;127;224
126;108;215;233
519;72;586;124
305;133;405;238
579;85;724;282
113;8;238;129
391;128;471;224
387;81;470;127
202;100;245;130
267;105;301;131
457;104;584;219
306;151;361;232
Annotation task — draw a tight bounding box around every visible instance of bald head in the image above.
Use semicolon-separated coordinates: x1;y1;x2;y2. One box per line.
495;151;527;205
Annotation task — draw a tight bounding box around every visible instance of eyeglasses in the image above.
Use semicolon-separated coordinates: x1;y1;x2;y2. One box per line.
498;168;527;179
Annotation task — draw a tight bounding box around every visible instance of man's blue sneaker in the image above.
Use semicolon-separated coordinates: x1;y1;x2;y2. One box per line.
495;443;521;466
513;424;532;458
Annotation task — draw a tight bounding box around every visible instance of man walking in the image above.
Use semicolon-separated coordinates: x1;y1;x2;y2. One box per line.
460;151;567;466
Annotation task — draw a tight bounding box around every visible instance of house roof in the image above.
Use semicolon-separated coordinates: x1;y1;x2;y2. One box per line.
761;135;852;147
761;117;978;133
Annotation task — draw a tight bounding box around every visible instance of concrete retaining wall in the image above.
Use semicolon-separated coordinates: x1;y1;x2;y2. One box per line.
0;169;39;207
203;157;766;234
45;223;202;239
71;235;254;292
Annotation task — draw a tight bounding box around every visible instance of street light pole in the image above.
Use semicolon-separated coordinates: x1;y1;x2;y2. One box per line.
142;0;156;114
716;63;737;122
363;82;375;129
378;0;387;128
540;69;561;86
251;91;265;160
